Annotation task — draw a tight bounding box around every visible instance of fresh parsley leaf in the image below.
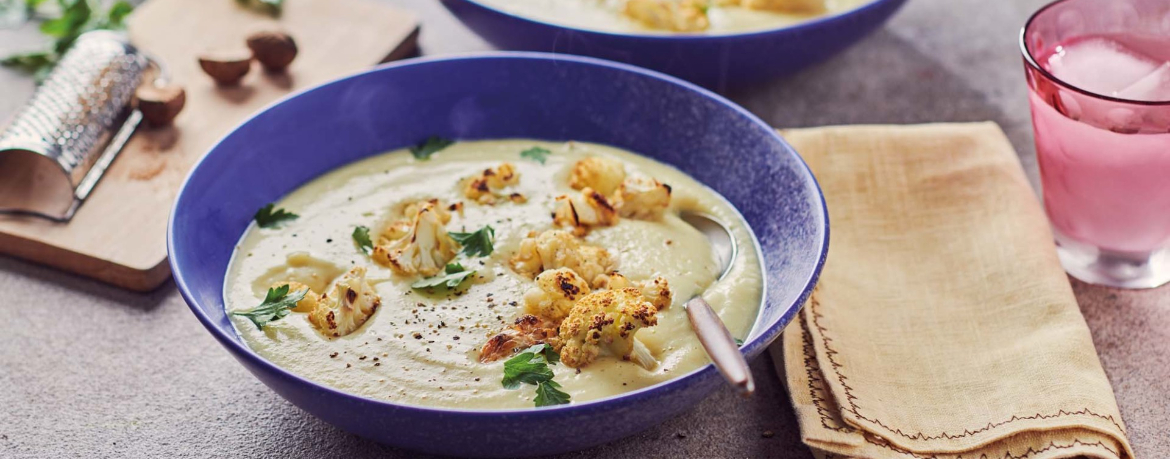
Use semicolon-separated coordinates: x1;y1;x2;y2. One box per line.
2;0;136;80
501;344;570;407
254;203;298;228
230;285;308;330
409;137;454;160
40;0;91;43
534;380;570;407
100;1;133;29
411;263;476;290
352;226;373;255
449;225;494;257
519;147;551;164
1;52;54;73
234;0;283;17
501;345;555;389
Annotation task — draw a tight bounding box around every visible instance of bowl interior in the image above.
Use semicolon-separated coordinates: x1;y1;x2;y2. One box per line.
461;0;886;38
169;52;827;408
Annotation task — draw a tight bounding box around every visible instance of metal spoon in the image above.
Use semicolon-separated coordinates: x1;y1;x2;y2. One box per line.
680;212;755;396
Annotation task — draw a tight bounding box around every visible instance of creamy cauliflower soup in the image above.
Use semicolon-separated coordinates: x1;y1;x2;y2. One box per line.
474;0;872;34
224;140;763;409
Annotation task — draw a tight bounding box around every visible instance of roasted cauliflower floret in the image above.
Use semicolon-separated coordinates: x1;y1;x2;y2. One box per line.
380;198;452;243
308;267;381;338
510;229;618;287
569;157;626;196
479;315;560;363
615;177;672;220
372;201;457;276
624;0;710;32
270;281;321;313
523;268;592;323
553;187;618;236
558;288;660;369
640;276;673;310
742;0;826;13
592;272;672;310
463;163;520;204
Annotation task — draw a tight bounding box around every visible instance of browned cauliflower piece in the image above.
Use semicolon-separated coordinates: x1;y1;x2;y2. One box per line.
742;0;826;13
463;163;520;204
558;288;660;369
569;157;626;196
590;272;672;310
307;267;381;338
380;198;452;244
479;315;560;363
553;187;618;236
639;276;673;311
523;268;592;323
269;281;321;313
510;229;617;287
624;0;710;32
614;177;672;220
372;201;457;276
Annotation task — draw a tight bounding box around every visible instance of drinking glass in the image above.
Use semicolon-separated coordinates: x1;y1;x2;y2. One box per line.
1022;0;1170;288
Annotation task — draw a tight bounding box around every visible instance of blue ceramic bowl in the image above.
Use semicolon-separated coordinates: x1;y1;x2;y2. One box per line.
169;53;828;457
441;0;908;91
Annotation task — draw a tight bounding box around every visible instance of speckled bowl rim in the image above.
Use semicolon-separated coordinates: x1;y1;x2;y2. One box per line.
168;52;829;416
458;0;887;39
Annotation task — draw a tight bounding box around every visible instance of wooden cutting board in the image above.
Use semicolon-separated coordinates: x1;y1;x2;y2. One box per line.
0;0;419;291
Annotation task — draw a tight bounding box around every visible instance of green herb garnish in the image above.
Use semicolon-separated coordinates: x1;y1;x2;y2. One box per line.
449;225;495;257
502;344;570;407
534;380;570;407
519;146;551;164
734;338;744;346
234;0;283;17
352;225;373;255
409;137;454;160
2;0;135;81
230;285;308;330
411;263;476;290
253;203;298;228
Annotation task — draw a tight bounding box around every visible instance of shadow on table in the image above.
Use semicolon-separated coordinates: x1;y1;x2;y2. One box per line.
1070;278;1169;459
0;255;174;312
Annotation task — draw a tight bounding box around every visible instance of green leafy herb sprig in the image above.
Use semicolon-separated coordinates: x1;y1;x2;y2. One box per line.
231;284;308;330
1;0;134;81
449;225;494;258
254;204;298;228
352;225;373;255
502;344;570;407
234;0;283;17
410;137;454;160
519;146;551;164
411;262;476;291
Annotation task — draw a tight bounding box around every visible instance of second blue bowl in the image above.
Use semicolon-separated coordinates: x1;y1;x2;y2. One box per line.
441;0;908;91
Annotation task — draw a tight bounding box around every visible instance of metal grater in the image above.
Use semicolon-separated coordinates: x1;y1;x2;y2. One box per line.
0;30;152;222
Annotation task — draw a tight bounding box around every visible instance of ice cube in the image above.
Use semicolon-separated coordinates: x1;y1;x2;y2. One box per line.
1045;38;1160;96
1117;62;1170;102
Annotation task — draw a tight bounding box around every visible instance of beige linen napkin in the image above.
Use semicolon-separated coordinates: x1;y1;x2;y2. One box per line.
770;123;1134;459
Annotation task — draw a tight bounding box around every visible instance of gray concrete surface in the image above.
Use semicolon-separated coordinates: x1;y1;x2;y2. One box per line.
1;0;1166;458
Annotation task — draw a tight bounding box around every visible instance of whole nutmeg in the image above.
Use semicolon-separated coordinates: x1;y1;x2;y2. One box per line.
136;84;186;126
246;30;297;72
198;49;253;86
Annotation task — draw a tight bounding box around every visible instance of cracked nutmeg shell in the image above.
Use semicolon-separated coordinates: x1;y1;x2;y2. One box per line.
135;84;186;126
198;49;253;86
246;30;298;72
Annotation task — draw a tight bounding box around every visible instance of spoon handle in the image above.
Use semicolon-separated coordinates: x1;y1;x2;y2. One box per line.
685;296;755;396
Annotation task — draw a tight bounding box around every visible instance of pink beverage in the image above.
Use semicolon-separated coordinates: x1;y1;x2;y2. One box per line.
1023;0;1170;288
